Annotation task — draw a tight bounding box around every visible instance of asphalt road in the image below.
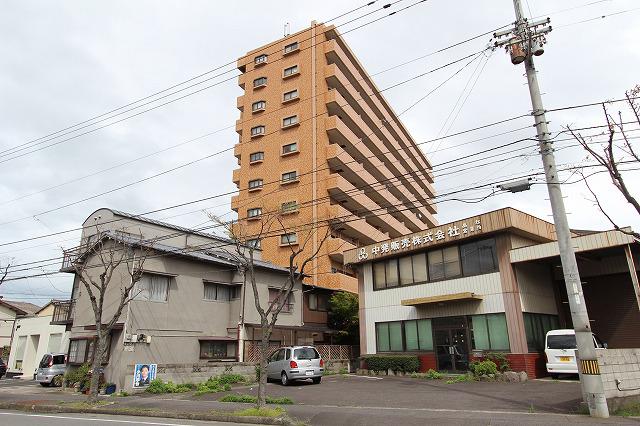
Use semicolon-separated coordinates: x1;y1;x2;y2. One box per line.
0;411;251;426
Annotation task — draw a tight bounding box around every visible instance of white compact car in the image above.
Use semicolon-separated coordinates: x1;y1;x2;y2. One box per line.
545;329;606;377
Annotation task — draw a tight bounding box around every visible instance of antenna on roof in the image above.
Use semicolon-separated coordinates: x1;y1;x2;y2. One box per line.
284;22;290;36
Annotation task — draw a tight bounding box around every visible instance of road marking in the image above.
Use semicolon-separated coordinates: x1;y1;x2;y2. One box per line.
0;411;218;426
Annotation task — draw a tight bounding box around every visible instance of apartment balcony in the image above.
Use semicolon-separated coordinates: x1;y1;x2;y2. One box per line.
326;145;426;232
326;203;388;245
237;72;246;90
326;174;411;238
235;118;243;135
60;248;81;273
322;272;358;293
230;194;239;212
236;95;245;111
232;169;240;187
50;300;74;325
233;144;241;165
325;114;437;219
326;236;356;264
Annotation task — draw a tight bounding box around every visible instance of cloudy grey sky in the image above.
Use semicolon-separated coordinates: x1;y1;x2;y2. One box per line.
1;0;638;305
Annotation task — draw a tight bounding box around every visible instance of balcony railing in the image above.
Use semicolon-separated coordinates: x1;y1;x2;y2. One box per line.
51;300;74;325
61;248;81;272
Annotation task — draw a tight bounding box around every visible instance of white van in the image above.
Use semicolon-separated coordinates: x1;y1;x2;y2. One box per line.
545;329;606;377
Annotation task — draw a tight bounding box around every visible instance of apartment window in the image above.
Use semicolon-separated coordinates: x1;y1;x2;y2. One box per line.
281;171;298;183
280;232;298;245
247;238;261;249
283;65;299;77
269;288;293;312
249;152;264;163
284;41;299;54
308;292;328;311
460;239;498;276
428;246;461;281
248;179;263;190
253;77;267;88
254;54;268;65
376;319;433;353
203;282;233;302
199;340;237;360
281;201;298;213
252;100;266;112
135;274;170;302
282;115;298;127
250;125;265;137
247;207;262;218
283;89;298;102
470;313;510;351
282;142;298;155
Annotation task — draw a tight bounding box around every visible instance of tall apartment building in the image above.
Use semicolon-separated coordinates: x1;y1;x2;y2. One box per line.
231;23;437;293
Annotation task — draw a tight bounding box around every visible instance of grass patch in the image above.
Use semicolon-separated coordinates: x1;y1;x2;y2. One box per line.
613;402;640;417
234;406;286;418
115;391;129;397
194;373;246;396
220;394;294;405
445;373;476;384
146;379;196;394
410;369;442;380
58;401;112;409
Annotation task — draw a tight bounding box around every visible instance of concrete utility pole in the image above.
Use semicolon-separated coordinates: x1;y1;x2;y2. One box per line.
495;0;609;418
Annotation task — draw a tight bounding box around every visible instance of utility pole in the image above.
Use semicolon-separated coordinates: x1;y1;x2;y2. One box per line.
495;0;609;418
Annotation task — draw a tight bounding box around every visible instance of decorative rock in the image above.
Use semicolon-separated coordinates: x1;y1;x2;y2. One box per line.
504;371;520;383
518;371;528;382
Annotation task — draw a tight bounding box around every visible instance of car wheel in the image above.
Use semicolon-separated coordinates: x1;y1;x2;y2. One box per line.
40;382;50;387
281;372;289;386
312;377;321;384
550;374;559;380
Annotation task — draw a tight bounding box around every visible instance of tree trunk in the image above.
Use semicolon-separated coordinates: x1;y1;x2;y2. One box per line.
87;335;105;402
257;334;269;408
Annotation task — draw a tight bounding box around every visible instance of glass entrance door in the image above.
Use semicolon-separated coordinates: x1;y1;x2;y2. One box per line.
433;317;470;372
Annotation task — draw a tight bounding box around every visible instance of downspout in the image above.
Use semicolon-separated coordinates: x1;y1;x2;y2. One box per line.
238;268;247;362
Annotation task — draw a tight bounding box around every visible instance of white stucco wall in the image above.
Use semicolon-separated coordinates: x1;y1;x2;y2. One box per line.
0;304;17;348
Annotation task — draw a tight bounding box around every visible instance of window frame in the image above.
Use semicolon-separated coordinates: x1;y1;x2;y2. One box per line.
283;41;299;54
280;232;298;246
281;142;298;156
254;54;268;65
203;282;235;302
199;340;237;360
282;89;299;103
134;273;170;303
246;238;261;249
281;200;299;214
251;100;266;113
253;77;267;88
247;207;262;220
375;319;434;353
248;178;263;191
308;292;328;312
249;151;264;163
282;115;299;128
283;64;299;78
68;335;112;365
281;170;298;184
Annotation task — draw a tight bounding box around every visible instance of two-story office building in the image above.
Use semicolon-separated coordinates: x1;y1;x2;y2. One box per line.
55;208;329;390
344;208;640;377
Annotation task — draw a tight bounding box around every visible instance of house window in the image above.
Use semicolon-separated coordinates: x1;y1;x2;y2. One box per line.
199;340;237;360
253;77;267;88
203;282;233;302
252;100;266;112
230;286;242;299
460;238;498;276
248;179;263;190
283;65;299;77
254;54;268;65
284;41;299;54
247;207;262;218
283;89;298;102
308;293;328;311
247;238;261;249
280;232;297;245
282;115;298;127
281;201;298;213
470;313;510;351
281;171;297;183
135;274;170;302
282;142;298;154
375;319;433;352
249;152;264;163
269;288;293;313
250;125;265;137
68;336;111;365
428;246;461;281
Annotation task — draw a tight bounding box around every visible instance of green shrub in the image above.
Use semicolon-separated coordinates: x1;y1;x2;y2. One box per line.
485;352;510;372
469;360;498;377
410;369;442;380
194;373;243;396
146;379;194;394
445;373;476;384
220;394;293;405
65;364;90;388
363;355;420;373
216;373;245;386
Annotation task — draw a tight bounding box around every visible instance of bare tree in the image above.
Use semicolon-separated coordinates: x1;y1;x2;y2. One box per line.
569;85;640;239
70;230;148;401
0;261;11;286
211;212;332;408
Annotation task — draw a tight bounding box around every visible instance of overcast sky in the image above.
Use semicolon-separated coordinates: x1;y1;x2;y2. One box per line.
1;0;638;305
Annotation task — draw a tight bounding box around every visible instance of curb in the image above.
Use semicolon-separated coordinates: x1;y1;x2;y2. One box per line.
0;401;296;425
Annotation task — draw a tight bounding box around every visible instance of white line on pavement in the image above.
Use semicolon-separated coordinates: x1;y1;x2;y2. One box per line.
0;411;216;426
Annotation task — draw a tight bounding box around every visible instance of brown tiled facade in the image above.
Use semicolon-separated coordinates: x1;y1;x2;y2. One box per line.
232;23;437;293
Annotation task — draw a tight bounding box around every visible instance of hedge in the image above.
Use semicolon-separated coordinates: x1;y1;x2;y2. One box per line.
363;355;420;373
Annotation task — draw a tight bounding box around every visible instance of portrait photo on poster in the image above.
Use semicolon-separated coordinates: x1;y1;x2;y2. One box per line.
133;363;157;387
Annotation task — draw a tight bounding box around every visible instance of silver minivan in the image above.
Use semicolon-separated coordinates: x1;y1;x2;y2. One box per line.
36;353;67;386
266;346;324;385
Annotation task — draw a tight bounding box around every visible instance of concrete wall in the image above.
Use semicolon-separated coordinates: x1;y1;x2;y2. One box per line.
597;348;640;410
515;262;557;314
0;304;17;348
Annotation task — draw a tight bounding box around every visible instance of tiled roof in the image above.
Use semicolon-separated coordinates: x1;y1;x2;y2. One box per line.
0;299;41;315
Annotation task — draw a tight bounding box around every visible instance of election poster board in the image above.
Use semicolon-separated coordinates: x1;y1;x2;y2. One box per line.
133;363;157;388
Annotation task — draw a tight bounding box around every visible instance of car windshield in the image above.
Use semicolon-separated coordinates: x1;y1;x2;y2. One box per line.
547;335;577;349
294;347;320;360
39;354;52;368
